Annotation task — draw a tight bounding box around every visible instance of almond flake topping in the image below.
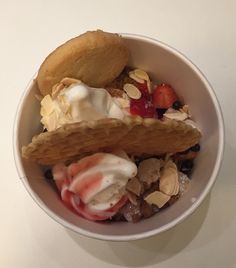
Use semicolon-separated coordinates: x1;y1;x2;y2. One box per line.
159;160;179;196
123;83;141;99
164;108;188;121
144;191;170;208
138;158;162;185
128;71;144;83
134;69;150;81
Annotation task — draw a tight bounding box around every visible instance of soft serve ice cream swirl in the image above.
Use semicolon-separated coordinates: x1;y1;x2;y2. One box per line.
52;151;137;221
40;81;125;131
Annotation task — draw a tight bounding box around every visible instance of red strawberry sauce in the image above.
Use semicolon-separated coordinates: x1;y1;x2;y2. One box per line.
130;82;155;118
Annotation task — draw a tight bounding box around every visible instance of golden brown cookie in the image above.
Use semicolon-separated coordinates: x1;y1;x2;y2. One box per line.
22;116;201;165
37;30;129;96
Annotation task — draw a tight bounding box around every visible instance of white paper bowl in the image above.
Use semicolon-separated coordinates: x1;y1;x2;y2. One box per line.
13;33;224;241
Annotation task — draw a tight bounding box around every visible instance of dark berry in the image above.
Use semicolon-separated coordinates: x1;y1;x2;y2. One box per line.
44;169;53;180
43;128;47;133
180;159;194;175
183;159;194;169
156;108;167;119
190;143;201;152
172;100;182;110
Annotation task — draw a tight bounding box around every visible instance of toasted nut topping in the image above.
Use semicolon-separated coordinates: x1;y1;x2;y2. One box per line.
51;78;81;98
147;80;152;94
128;71;145;83
180;105;191;118
123;83;141;99
144;191;170;208
164;109;188;121
159;160;179;196
40;95;54;116
115;97;130;109
138;158;161;185
51;82;65;98
126;177;143;196
61;77;81;87
126;191;138;205
134;69;150;81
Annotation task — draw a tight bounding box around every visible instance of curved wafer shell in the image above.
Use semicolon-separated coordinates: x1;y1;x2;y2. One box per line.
22;116;201;165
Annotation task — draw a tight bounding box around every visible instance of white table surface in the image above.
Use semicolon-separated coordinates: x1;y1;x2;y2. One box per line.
1;0;236;267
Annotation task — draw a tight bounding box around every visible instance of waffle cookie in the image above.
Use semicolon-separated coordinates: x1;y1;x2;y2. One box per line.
22;116;201;165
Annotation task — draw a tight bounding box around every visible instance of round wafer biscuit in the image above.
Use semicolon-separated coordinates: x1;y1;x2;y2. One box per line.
37;30;129;96
22;116;201;165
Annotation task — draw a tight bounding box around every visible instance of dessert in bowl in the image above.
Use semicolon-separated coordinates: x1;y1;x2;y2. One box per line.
14;30;224;241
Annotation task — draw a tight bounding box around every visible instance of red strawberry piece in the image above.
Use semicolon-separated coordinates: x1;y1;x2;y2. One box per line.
130;98;155;118
137;82;149;98
153;84;178;109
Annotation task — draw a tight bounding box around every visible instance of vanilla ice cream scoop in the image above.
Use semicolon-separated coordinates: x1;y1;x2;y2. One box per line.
52;151;137;221
40;81;126;131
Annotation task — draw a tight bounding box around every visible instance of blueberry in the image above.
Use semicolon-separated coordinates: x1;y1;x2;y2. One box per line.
190;143;201;152
156;108;167;119
172;100;182;110
44;169;53;180
180;159;194;175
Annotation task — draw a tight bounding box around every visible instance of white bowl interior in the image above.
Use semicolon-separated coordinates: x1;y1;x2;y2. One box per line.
14;34;224;241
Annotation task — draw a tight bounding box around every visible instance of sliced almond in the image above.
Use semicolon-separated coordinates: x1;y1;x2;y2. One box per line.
144;191;170;208
134;69;150;81
184;106;191;118
51;82;65;98
126;177;143;196
180;104;190;115
126;191;138;205
128;71;145;84
184;119;201;131
159;160;180;196
147;80;152;94
42;110;58;132
164;109;188;121
123;83;141;99
61;77;81;87
40;95;54;116
57;95;70;114
138;158;162;186
115;97;130;109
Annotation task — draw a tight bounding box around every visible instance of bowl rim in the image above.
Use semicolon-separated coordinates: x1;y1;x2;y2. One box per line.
13;33;225;241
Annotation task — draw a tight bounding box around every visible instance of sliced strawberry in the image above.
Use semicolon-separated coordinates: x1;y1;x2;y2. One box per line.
130;98;155;118
153;84;178;109
129;81;155;118
137;81;149;98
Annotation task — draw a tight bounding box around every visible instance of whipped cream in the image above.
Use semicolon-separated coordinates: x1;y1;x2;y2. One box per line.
69;152;137;211
40;81;125;131
52;151;137;220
